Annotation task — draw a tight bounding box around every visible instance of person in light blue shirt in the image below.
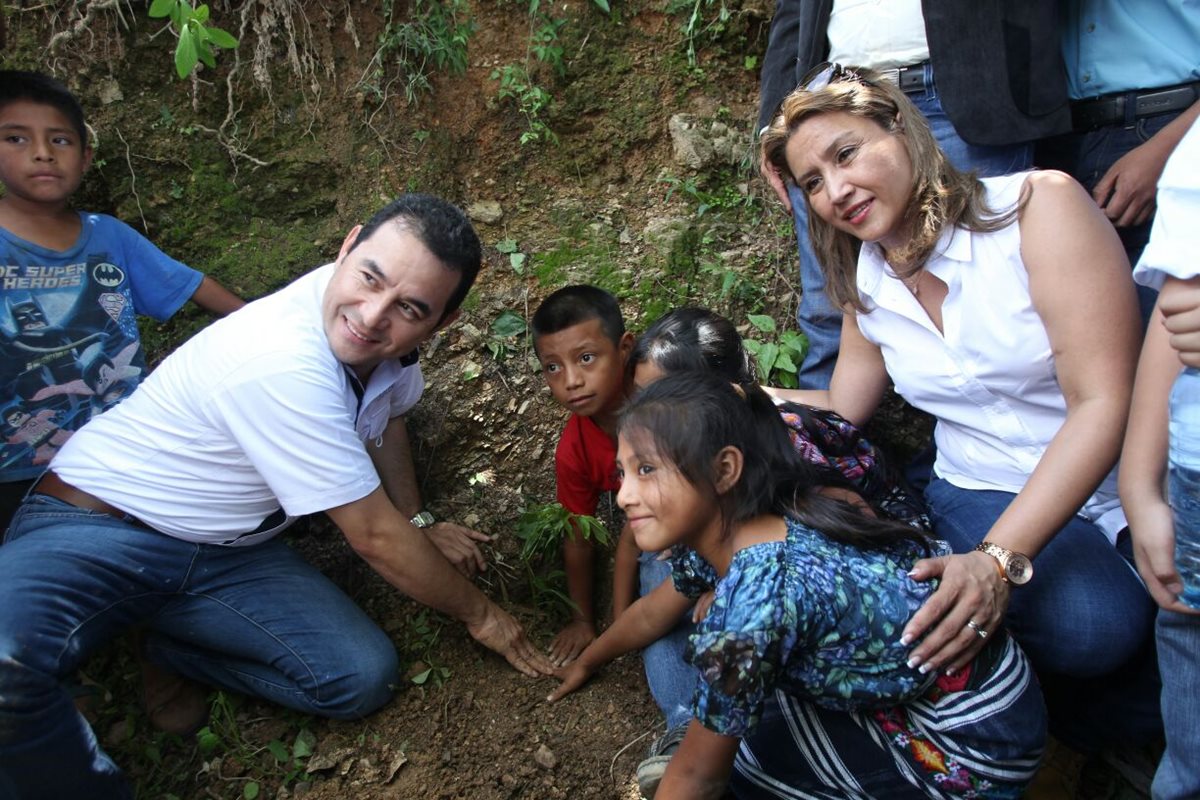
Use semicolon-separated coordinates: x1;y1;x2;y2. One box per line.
1037;0;1200;321
1121;116;1200;800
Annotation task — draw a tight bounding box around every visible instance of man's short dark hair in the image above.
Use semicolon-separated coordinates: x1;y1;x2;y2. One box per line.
0;70;87;149
531;285;625;352
348;194;482;323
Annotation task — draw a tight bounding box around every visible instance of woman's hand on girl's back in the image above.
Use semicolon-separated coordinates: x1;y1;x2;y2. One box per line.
900;551;1009;675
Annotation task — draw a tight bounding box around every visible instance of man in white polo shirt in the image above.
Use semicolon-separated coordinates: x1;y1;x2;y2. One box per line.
0;194;553;800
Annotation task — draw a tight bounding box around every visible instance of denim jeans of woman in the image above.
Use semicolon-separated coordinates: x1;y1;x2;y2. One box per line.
924;477;1162;751
0;495;399;800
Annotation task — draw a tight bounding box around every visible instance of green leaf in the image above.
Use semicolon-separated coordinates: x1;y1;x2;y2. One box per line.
206;26;238;49
509;252;527;273
747;314;776;334
292;729;316;760
411;667;433;685
194;3;210;23
780;329;807;352
495;239;518;254
197;726;222;755
775;351;797;373
148;0;176;19
490;310;527;338
755;342;780;381
268;739;289;762
197;39;217;69
244;782;260;800
593;0;611;12
175;28;199;79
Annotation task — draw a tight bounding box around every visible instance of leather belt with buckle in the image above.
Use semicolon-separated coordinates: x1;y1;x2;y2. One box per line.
1071;82;1200;131
877;62;928;93
33;471;151;529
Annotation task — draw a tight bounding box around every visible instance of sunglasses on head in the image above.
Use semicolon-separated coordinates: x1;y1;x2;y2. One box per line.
800;61;870;92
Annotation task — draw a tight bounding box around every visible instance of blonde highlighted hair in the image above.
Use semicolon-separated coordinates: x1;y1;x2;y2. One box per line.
760;67;1019;312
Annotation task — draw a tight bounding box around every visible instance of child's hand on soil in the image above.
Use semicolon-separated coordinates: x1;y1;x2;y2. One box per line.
546;659;596;703
548;619;596;667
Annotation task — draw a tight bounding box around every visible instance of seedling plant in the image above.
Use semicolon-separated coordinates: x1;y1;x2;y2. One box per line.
744;314;808;388
514;502;610;620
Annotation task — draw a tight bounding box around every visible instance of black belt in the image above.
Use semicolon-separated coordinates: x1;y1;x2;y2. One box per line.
1071;82;1200;131
877;62;929;93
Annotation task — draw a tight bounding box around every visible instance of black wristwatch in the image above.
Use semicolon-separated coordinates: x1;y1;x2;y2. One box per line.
410;510;436;529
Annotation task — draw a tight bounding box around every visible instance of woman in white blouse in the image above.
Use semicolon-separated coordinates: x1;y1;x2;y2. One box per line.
760;63;1158;747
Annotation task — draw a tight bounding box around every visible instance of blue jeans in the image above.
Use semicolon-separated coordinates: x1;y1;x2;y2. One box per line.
638;550;695;731
1154;609;1200;800
924;478;1162;750
0;495;399;800
924;478;1154;675
1035;111;1181;324
791;63;1034;390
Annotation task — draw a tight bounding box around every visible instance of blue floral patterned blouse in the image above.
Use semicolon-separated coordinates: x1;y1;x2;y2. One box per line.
672;518;951;738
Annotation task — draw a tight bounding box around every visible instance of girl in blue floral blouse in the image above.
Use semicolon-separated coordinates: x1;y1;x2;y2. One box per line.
548;371;1045;799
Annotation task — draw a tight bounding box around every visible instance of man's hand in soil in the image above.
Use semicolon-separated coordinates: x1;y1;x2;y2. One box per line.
545;658;597;703
467;602;555;677
548;618;596;667
423;521;490;577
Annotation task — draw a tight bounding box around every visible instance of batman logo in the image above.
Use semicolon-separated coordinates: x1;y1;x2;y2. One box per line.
93;262;125;288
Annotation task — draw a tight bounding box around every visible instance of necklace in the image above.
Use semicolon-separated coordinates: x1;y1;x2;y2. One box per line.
899;269;922;297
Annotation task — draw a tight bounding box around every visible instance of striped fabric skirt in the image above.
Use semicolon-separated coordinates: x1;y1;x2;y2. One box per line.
730;634;1046;799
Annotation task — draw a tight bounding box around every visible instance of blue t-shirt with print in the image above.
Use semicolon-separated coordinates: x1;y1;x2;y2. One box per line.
0;212;201;481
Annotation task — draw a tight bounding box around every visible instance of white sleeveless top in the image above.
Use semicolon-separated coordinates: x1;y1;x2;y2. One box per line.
855;172;1126;543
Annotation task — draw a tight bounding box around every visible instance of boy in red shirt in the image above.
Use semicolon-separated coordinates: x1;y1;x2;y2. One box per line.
531;285;639;666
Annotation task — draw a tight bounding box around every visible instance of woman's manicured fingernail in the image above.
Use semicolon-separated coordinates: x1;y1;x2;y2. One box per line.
919;663;932;674
907;656;922;670
900;634;913;647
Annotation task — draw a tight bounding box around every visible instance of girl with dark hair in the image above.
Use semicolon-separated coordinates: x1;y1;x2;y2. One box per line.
549;371;1045;799
630;307;927;526
617;307;931;797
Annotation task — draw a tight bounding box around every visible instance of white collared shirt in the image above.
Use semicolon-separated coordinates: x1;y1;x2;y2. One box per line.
1134;119;1200;289
855;172;1125;542
827;0;930;72
53;264;424;545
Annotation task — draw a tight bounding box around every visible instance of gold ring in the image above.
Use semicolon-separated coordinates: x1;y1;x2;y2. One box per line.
966;619;988;640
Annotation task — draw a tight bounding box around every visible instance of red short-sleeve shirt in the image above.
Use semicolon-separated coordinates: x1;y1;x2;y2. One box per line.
555;414;619;516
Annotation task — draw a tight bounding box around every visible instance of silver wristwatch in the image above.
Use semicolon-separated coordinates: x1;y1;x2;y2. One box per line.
410;510;436;529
